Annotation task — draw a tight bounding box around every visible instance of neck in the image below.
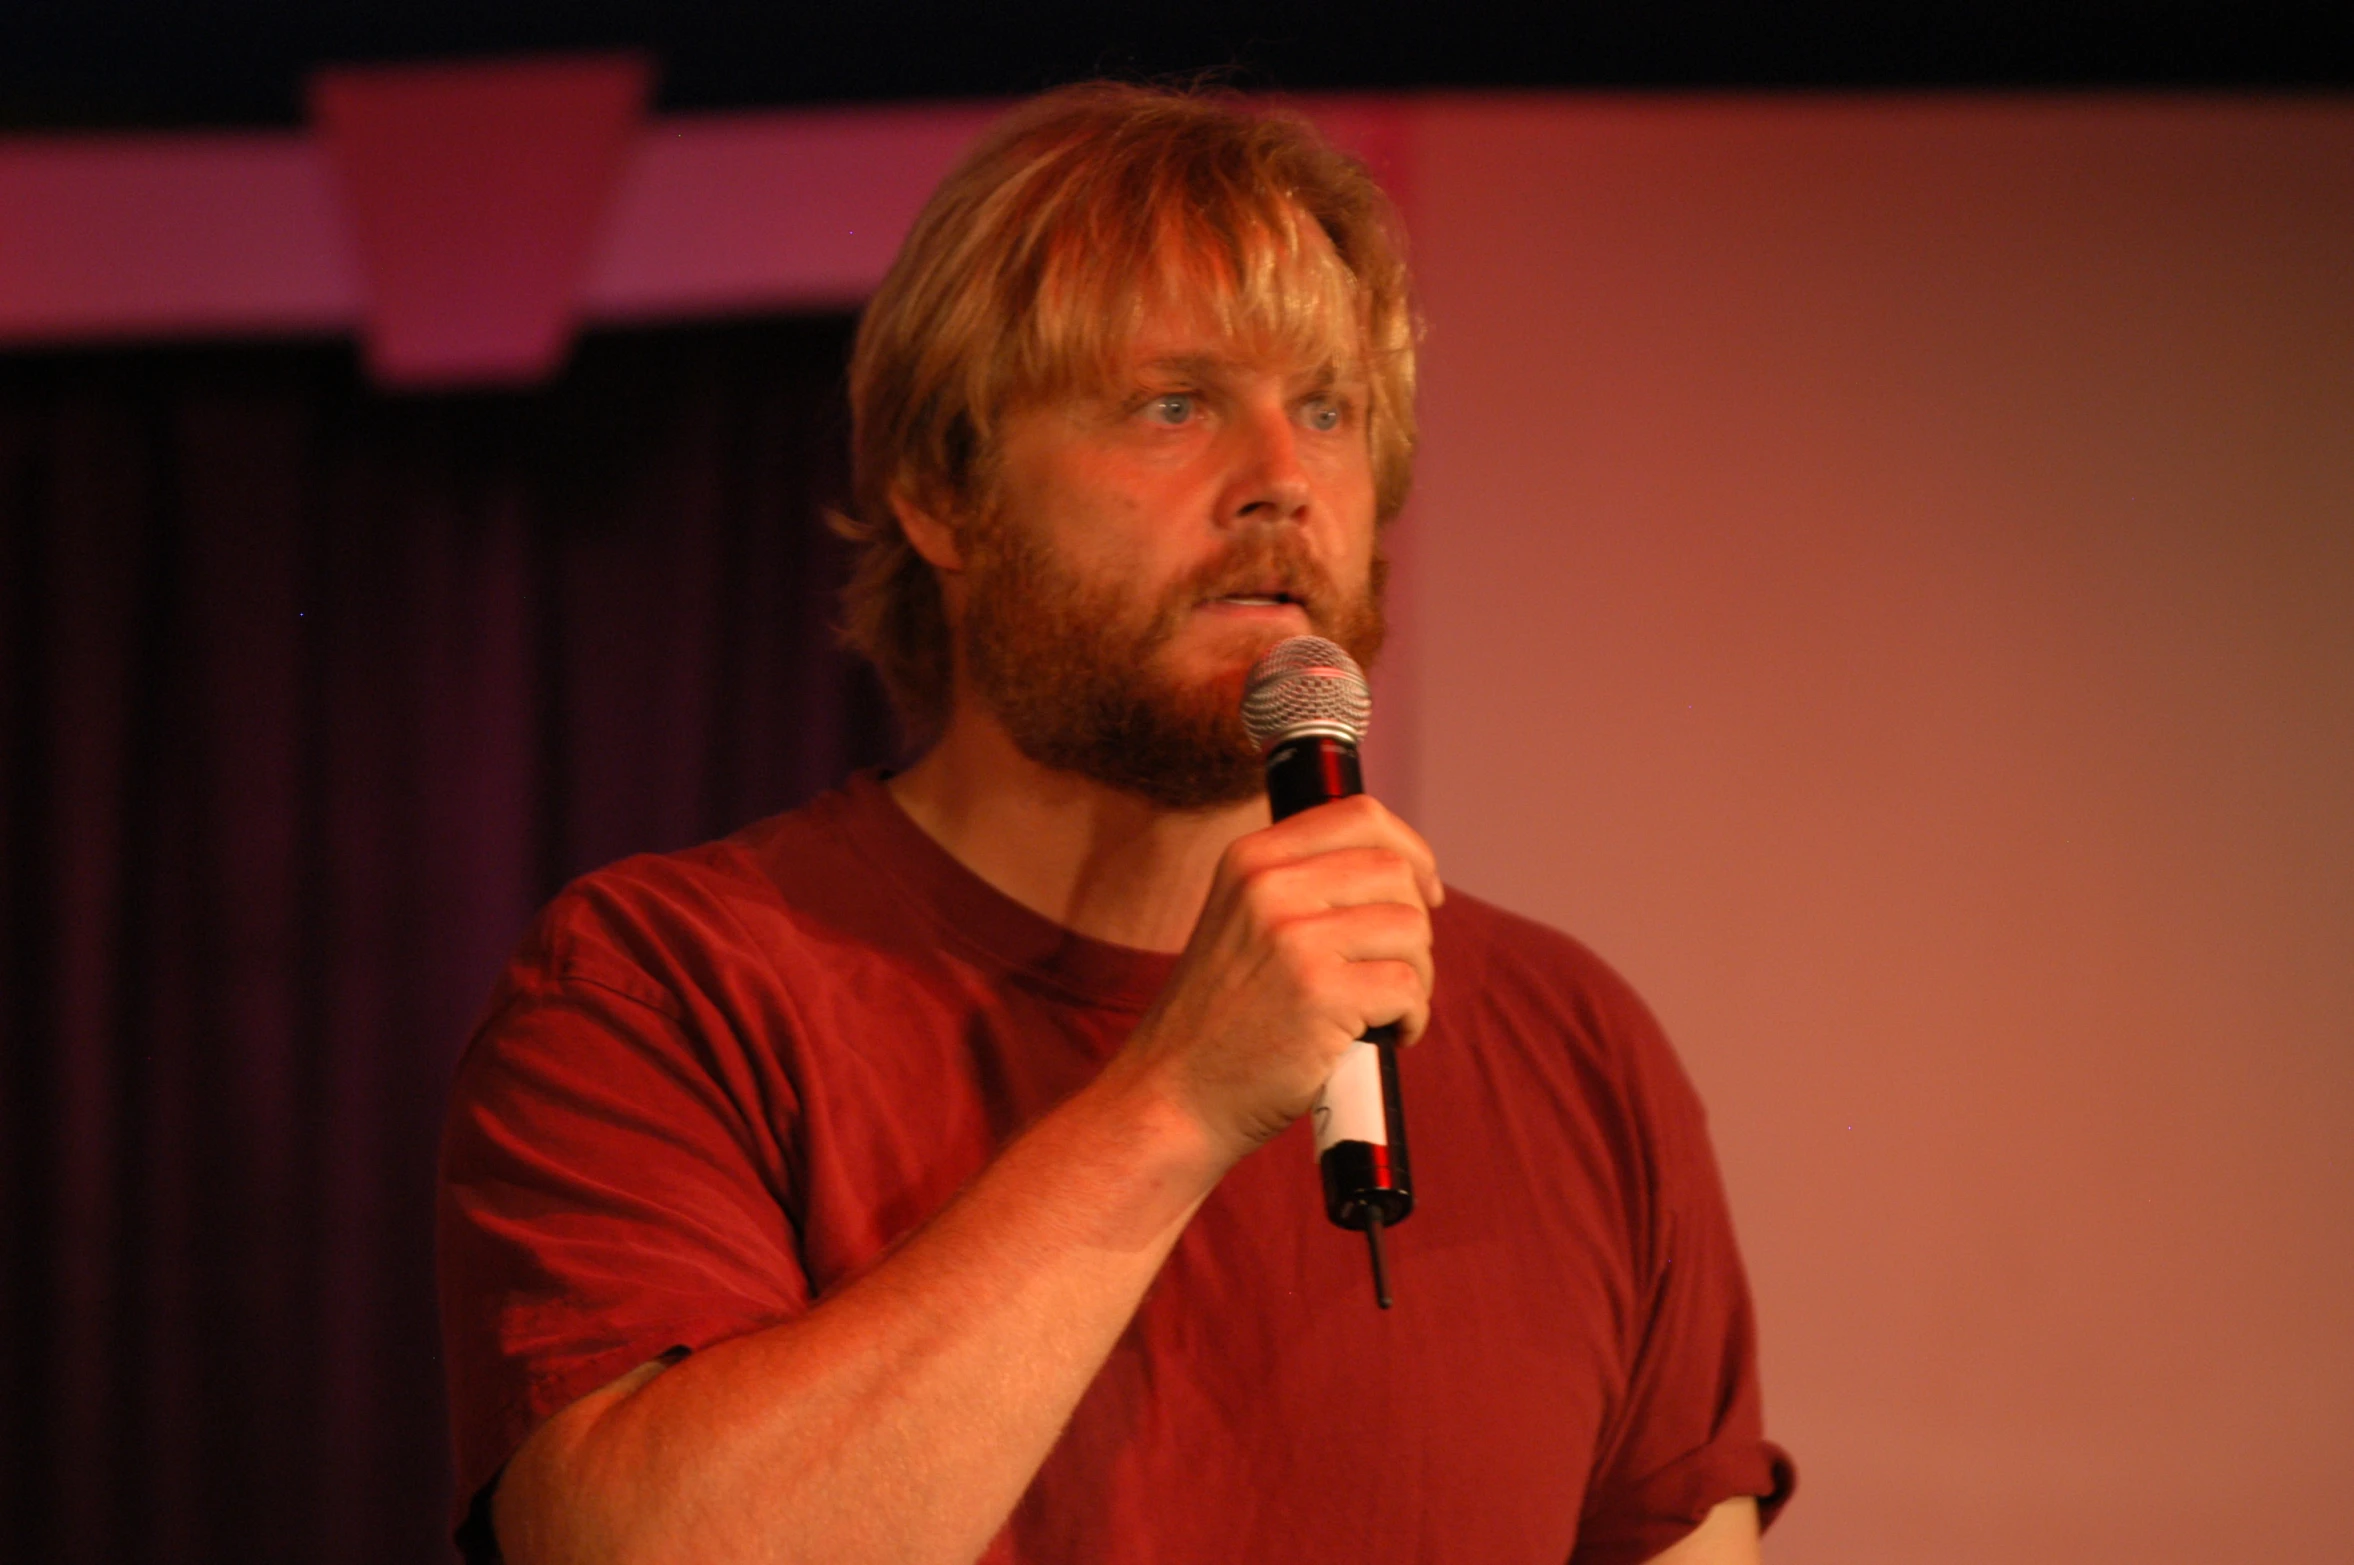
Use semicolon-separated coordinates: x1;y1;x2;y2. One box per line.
886;701;1266;954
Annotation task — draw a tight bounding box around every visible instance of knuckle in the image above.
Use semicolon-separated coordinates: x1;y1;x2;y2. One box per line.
1224;834;1275;878
1266;916;1320;967
1238;862;1306;919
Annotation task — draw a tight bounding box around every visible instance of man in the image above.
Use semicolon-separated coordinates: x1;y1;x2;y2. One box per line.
439;83;1793;1565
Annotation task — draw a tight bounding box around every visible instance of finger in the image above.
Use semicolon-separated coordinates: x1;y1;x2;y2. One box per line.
1333;801;1442;908
1253;796;1444;904
1251;847;1431;917
1365;807;1445;909
1290;901;1435;999
1326;955;1432;1048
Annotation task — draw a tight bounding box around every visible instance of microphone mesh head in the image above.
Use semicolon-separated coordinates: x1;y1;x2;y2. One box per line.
1241;636;1372;752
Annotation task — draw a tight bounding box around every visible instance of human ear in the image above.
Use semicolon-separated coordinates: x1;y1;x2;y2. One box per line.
890;487;966;573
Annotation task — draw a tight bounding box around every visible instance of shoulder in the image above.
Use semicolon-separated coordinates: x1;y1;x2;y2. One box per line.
457;785;896;1076
1431;889;1669;1055
518;786;879;997
512;831;783;1011
1426;889;1713;1158
442;798;885;1172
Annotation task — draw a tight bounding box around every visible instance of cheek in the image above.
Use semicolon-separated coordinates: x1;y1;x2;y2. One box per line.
1023;455;1151;552
1310;436;1379;502
1314;456;1380;558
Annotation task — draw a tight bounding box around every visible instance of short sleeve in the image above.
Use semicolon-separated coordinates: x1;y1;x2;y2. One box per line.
435;900;811;1545
1569;1018;1796;1563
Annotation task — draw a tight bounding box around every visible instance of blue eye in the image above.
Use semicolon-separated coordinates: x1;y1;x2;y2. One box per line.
1146;393;1195;425
1302;397;1346;432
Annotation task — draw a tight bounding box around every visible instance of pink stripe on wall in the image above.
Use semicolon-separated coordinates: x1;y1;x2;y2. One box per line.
0;81;1412;385
0;133;361;341
0;75;1012;377
580;103;1006;320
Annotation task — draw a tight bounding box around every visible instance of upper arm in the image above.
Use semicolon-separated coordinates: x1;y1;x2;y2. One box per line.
1563;949;1792;1556
1642;1497;1760;1565
439;961;809;1544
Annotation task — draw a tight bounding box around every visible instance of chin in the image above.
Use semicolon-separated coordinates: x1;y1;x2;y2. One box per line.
1178;616;1300;672
1156;649;1262;716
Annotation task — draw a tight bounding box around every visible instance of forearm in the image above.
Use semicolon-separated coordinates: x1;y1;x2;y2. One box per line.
494;1052;1226;1565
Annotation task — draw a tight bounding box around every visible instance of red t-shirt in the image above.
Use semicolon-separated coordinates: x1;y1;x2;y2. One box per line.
438;771;1794;1562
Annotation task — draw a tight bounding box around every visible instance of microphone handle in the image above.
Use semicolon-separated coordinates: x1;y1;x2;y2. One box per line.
1264;735;1416;1257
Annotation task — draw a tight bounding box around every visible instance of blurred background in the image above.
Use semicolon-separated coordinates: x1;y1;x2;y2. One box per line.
2;5;2348;1562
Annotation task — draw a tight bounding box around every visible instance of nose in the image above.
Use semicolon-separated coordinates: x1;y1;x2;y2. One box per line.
1223;402;1312;530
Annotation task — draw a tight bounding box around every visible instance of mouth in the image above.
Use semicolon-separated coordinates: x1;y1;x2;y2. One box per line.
1204;587;1306;611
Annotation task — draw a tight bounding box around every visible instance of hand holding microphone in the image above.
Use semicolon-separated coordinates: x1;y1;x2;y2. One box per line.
1242;636;1419;1308
1117;637;1434;1307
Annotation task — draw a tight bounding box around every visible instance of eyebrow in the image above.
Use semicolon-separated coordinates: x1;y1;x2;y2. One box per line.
1135;353;1235;383
1132;353;1358;390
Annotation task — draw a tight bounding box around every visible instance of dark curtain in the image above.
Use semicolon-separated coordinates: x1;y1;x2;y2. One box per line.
0;316;894;1564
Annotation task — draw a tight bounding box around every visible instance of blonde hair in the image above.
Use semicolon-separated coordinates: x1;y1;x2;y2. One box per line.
835;81;1419;741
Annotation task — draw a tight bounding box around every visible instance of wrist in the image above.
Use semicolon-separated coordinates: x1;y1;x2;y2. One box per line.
1061;1046;1238;1218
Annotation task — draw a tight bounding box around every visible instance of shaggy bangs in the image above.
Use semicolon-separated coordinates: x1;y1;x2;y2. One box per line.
1002;146;1376;421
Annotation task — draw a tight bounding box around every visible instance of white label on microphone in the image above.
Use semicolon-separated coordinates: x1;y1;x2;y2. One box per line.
1311;1039;1388;1155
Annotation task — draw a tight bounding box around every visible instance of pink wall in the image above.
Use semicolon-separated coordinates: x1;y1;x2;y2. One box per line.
1408;95;2354;1562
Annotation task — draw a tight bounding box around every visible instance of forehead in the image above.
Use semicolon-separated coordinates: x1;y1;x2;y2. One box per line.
1089;262;1369;409
1118;299;1365;383
1013;190;1368;400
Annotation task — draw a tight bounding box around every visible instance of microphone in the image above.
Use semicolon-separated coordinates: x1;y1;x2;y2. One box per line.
1242;635;1413;1309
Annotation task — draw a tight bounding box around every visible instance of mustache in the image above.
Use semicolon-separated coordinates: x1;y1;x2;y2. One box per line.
1163;532;1338;620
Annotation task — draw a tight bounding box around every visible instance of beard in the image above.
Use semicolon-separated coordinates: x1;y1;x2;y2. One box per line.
960;518;1387;811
